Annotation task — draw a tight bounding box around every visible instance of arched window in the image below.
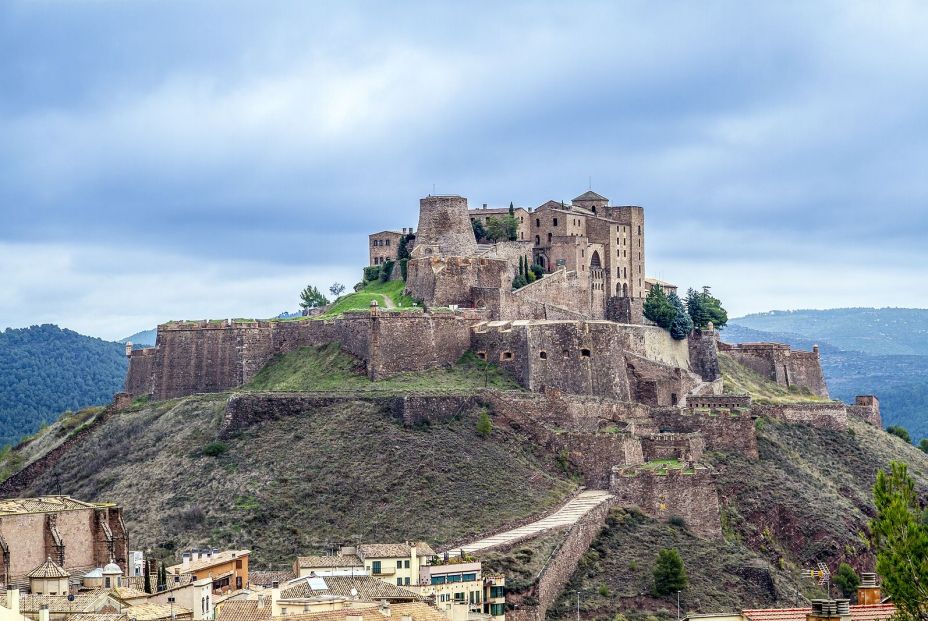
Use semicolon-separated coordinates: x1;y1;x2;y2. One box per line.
535;235;540;245
622;283;628;297
590;251;601;268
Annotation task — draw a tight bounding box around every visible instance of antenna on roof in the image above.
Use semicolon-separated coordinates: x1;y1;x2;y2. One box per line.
588;176;592;190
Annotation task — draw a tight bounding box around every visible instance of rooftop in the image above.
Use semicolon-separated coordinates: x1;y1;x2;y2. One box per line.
28;557;70;579
216;600;271;621
167;550;249;575
742;604;897;621
0;496;108;515
357;542;435;559
573;190;608;202
279;575;420;602
272;602;448;621
296;556;363;570
126;602;193;621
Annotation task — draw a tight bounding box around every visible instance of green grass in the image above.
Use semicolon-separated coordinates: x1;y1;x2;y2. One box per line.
639;459;685;471
315;280;419;319
245;344;521;394
719;352;829;404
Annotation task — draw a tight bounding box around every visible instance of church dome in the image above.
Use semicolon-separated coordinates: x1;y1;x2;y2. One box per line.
103;561;122;575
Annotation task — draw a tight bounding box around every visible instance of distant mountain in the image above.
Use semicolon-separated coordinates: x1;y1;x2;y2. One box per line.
0;325;128;446
732;308;928;355
120;329;157;347
725;309;928;441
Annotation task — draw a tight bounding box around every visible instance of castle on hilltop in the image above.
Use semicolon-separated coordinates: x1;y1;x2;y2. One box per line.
370;191;673;323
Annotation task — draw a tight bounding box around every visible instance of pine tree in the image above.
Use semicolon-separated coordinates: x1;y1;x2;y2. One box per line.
653;548;687;596
834;563;861;598
644;285;676;329
143;557;152;593
668;293;694;340
158;561;167;593
870;462;928;621
476;410;493;437
299;285;329;310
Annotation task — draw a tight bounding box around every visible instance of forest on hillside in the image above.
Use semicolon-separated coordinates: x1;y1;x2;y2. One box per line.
0;325;127;446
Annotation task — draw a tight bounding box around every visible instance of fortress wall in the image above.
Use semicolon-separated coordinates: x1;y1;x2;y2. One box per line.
641;432;705;463
406;256;510;308
610;466;722;538
410;195;477;258
848;396;881;427
752;403;848;431
482;391;655;435
687;328;721;382
152;321;276;400
721;342;829;398
368;312;476;379
125;348;157;396
650;407;759;459
625;353;699;407
502;269;590;320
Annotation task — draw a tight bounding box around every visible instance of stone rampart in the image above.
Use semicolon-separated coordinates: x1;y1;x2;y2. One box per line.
752;402;848;430
126;312;485;401
406;256;511;308
847;395;882;427
720;341;829;398
610;465;722;538
625;353;700;407
507;497;614;621
687;328;721;382
409;195;477;258
650;407;758;459
471;320;691;401
641;432;705;463
684;394;752;409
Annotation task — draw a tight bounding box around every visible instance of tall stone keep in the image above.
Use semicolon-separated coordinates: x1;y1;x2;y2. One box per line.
410;195;478;258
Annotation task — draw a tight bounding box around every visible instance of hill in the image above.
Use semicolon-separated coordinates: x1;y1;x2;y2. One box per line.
722;321;928;442
2;347;927;619
0;325;127;447
120;329;157;347
731;308;928;356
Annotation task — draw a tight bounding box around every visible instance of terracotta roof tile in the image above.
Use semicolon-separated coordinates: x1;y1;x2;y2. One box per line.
280;602;447;621
167;550;249;575
279;576;420;602
28;557;70;578
216;600;272;621
126;602;193;621
358;543;435;559
251;570;296;587
296;557;363;570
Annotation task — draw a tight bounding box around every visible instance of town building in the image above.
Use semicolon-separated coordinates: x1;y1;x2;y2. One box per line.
369;230;413;267
415;560;504;621
166;550;250;594
468;205;531;242
0;497;128;587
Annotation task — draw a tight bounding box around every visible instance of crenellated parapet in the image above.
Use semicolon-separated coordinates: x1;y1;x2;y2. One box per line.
719;340;829;397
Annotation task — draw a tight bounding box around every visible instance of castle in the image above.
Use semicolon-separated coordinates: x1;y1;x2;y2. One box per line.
121;189;881;551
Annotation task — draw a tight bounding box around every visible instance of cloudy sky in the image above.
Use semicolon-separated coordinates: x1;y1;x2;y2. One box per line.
2;1;927;341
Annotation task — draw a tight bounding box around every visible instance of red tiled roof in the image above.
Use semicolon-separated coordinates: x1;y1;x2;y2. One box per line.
743;604;896;621
850;604;896;621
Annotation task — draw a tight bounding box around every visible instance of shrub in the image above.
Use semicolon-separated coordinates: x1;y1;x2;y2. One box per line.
531;264;544;279
653;548;687;596
919;438;928;454
668;515;687;529
834;563;861;598
363;266;381;282
886;425;912;444
476;411;493;437
598;583;609;597
380;260;395;282
203;441;228;457
644;285;675;329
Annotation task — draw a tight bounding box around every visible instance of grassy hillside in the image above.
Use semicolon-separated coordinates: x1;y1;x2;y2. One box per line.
246;345;520;393
551;418;928;620
316;280;419;318
719;352;828;404
0;325;127;446
8;392;574;566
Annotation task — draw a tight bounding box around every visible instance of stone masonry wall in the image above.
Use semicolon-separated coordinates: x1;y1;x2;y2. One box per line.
687;329;721;382
650;407;758;459
610;466;722;538
752;403;848;431
720;342;829;398
847;396;882;427
507;498;614;621
409;195;477;258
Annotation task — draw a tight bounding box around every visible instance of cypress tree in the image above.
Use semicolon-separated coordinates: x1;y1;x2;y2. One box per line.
144;557;152;593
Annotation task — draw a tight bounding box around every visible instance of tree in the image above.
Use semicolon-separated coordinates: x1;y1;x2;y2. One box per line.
329;283;346;298
834;562;861;598
531;263;544;279
685;287;728;329
476;410;493;437
644;285;676;329
486;215;518;242
887;425;912;444
472;219;486;242
158;561;167;592
919;439;928;454
143;557;152;593
668;292;694;340
508;203;517;241
870;462;928;621
299;285;329;309
653;548;687;596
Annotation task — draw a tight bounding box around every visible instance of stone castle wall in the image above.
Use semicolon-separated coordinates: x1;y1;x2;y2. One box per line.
650;407;758;458
752;402;848;431
409;195;478;258
687;328;721;382
847;395;881;427
610;466;722;538
720;342;829;398
126;311;483;400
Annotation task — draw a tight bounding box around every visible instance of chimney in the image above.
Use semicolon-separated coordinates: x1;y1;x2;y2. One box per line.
6;587;19;615
807;600;851;621
857;573;882;605
813;345;820;355
379;601;391;617
482;203;487;210
182;552;191;569
257;595;266;610
125;342;133;357
39;605;50;621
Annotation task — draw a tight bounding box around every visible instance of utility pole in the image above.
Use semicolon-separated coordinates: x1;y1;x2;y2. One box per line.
575;590;580;621
677;590;681;621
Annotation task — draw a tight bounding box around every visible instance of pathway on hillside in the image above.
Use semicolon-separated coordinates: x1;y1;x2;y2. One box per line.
448;489;614;555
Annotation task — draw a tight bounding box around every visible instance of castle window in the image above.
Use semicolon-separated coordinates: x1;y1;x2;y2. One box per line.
535;235;540;245
580;349;591;358
500;351;513;361
536;218;540;227
562;350;570;358
547;233;552;243
671;393;678;405
638;226;641;235
386;239;391;246
553;218;558;226
539;351;547;359
477;351;487;360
